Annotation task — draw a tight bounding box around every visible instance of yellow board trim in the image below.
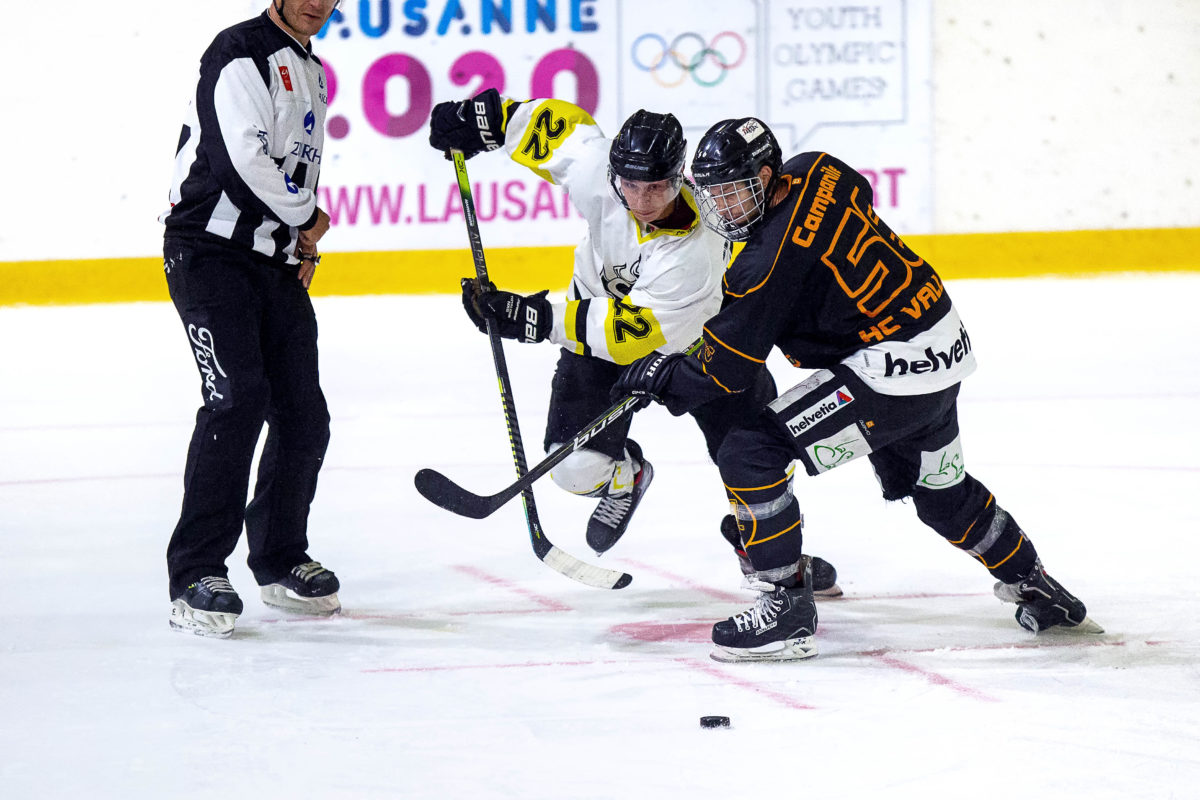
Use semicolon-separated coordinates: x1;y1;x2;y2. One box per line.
2;227;1198;306
903;227;1200;279
0;246;576;306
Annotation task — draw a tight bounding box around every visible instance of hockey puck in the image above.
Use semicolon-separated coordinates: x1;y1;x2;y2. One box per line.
700;715;730;729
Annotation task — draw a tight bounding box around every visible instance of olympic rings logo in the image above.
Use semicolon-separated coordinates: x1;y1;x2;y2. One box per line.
630;31;747;88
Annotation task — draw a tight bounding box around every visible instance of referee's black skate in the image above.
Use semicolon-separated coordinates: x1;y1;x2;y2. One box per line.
169;576;243;638
586;440;653;555
719;514;842;597
710;557;819;663
993;559;1103;634
260;561;341;615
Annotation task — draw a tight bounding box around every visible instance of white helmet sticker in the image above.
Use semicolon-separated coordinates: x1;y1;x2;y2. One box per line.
737;119;765;142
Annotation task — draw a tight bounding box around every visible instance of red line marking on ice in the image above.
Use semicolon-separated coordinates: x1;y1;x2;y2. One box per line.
612;558;990;605
676;657;817;711
610;619;712;644
871;637;1129;656
847;636;1142;700
256;607;564;624
453;564;572;612
836;591;986;601
617;558;744;602
862;651;998;702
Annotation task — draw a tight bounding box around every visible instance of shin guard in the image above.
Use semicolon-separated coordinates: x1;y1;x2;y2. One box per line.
914;477;1037;585
724;475;805;584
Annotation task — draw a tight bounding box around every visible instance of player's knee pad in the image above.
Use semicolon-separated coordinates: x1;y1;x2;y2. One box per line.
912;474;981;532
717;424;796;487
873;432;969;502
548;445;620;497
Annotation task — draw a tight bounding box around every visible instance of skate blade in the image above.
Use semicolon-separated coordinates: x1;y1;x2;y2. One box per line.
709;635;818;663
260;585;342;616
814;583;844;599
1063;615;1105;635
1024;614;1106;635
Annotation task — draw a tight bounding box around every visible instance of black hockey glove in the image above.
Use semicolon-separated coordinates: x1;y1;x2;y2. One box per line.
429;88;508;160
461;278;551;343
461;276;497;329
611;352;685;410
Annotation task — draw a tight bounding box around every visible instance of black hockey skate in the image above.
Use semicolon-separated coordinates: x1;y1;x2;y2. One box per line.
993;559;1103;634
710;557;819;663
169;576;244;638
719;514;842;597
586;439;653;555
260;561;341;616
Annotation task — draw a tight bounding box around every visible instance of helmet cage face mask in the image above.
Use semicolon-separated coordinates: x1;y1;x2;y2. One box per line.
690;117;781;241
695;175;767;242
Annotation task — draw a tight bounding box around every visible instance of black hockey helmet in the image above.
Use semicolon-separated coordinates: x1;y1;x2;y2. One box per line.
608;110;687;208
690;117;783;241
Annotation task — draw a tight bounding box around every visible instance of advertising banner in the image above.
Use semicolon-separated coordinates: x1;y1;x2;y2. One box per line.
314;0;932;254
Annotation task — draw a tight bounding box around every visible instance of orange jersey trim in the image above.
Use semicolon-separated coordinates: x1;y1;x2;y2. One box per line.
702;326;766;364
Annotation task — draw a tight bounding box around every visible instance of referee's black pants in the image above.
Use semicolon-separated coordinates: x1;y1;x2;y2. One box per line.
163;237;330;599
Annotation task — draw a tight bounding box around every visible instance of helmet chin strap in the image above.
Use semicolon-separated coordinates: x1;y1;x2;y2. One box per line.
762;167;784;209
271;0;298;36
274;0;339;31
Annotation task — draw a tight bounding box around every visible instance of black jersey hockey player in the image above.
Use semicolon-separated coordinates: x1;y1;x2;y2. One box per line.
428;92;843;594
614;116;1101;662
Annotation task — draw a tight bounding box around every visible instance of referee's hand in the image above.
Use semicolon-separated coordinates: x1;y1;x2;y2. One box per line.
297;251;319;289
296;207;331;288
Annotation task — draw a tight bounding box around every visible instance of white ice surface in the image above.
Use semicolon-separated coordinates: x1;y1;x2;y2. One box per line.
2;275;1199;799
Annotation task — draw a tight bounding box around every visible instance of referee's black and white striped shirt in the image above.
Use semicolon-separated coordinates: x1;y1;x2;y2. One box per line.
161;11;327;264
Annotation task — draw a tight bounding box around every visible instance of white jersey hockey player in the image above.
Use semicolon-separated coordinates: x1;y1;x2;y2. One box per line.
427;91;840;594
494;99;729;364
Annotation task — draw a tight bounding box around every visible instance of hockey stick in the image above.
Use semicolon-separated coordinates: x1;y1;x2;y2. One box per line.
439;150;631;591
416;393;644;520
415;341;700;521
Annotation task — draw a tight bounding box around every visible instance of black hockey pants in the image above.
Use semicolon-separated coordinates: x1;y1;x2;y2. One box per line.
717;364;1038;584
163;237;330;598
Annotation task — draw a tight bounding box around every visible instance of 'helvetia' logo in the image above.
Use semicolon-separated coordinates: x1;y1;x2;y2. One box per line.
784;387;854;437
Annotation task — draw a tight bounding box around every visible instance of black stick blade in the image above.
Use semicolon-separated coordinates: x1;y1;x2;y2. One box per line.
414;468;502;519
